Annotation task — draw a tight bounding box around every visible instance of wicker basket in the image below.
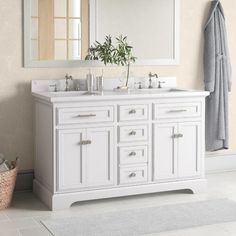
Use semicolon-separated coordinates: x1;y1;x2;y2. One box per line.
0;166;18;210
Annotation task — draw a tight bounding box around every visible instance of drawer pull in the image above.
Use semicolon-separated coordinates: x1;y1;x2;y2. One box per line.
77;114;96;118
129;152;137;156
168;109;187;113
129;172;136;178
172;134;184;139
79;140;92;145
129;109;136;114
129;131;137;136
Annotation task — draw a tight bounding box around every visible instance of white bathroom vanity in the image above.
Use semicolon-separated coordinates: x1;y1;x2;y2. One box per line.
32;81;209;210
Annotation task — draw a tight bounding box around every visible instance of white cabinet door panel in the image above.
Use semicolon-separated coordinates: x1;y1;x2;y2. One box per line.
57;129;86;191
178;122;201;177
86;127;114;187
153;123;178;180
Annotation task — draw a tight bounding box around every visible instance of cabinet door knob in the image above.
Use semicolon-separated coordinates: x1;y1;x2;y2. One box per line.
129;172;136;178
129;152;137;156
129;109;136;114
129;131;137;136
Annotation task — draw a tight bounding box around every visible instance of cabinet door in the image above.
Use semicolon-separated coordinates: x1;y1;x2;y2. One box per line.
153;123;178;181
178;122;201;178
86;127;114;187
57;129;86;191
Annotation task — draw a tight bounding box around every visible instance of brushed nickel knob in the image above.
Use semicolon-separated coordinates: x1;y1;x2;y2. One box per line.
129;152;137;156
129;109;136;114
129;173;136;178
129;131;137;136
172;134;178;139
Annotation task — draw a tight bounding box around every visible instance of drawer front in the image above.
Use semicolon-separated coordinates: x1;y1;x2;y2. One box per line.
119;166;148;184
57;106;114;125
119;146;148;165
153;102;201;120
118;104;148;122
119;125;148;143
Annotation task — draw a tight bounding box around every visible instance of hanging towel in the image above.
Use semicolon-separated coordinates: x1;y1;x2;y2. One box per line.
204;0;232;151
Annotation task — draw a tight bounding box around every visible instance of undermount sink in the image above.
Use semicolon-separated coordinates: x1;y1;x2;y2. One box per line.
49;91;102;96
48;88;187;97
129;88;187;93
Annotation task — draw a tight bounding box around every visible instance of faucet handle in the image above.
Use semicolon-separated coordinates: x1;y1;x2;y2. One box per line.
65;74;73;80
134;82;143;89
158;81;166;89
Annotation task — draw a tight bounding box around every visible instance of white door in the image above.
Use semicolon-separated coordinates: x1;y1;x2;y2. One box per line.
153;123;178;181
178;122;201;178
86;127;114;187
57;129;86;191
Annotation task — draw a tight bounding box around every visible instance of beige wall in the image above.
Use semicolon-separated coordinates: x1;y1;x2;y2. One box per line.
0;0;236;171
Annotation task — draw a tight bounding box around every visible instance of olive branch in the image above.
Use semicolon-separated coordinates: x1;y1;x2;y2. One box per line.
85;35;136;87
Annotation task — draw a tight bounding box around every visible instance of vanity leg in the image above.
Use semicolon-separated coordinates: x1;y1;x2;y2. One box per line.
189;180;207;194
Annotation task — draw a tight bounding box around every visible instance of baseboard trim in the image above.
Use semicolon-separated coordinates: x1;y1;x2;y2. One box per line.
15;170;34;192
205;152;236;174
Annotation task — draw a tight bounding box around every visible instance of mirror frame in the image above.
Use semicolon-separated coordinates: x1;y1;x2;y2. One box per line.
23;0;180;68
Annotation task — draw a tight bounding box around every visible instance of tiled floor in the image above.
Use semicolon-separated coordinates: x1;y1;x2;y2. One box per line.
2;172;236;235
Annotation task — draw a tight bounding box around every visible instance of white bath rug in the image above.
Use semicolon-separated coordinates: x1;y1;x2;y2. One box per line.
41;199;236;236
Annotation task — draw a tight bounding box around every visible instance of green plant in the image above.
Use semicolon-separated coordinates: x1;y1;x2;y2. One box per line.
85;35;136;87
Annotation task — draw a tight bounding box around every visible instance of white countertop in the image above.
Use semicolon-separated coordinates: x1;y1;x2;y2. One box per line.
32;88;210;103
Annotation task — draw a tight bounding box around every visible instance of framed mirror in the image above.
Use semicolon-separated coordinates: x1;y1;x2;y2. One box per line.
24;0;179;67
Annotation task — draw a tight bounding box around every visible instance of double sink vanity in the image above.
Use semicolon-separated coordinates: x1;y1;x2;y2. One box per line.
24;0;209;211
32;77;209;210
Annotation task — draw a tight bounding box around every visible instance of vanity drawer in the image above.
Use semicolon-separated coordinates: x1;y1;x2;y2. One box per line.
118;104;148;122
119;125;148;143
56;106;114;125
153;102;201;120
119;165;148;185
119;146;148;165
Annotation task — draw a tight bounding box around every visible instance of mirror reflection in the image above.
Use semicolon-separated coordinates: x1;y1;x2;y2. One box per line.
30;0;88;60
91;0;175;60
27;0;178;65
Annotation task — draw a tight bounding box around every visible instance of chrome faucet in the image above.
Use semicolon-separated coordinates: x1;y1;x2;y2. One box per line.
65;74;73;91
148;72;158;89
